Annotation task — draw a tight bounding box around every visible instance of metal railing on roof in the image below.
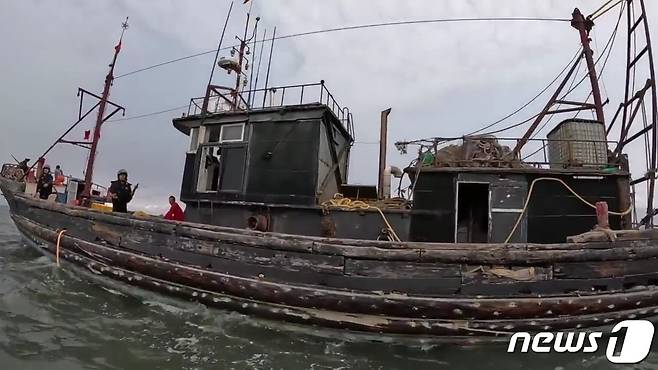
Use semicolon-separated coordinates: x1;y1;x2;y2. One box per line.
187;81;354;139
405;137;620;170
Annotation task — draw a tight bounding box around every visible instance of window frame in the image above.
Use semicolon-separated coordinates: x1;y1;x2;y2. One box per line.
219;123;245;143
188;127;200;154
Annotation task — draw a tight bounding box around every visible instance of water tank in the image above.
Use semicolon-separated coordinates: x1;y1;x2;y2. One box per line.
547;119;608;169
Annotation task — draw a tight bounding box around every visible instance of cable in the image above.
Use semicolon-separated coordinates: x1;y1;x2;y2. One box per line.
115;17;570;79
521;57;586;160
106;105;189;122
561;2;624;98
588;0;624;21
467;47;583;136
485;2;624;138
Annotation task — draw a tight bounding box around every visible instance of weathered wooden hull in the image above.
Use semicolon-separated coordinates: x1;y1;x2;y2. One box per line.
3;176;658;339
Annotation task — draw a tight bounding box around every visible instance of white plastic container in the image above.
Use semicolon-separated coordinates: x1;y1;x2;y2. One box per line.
547;119;608;169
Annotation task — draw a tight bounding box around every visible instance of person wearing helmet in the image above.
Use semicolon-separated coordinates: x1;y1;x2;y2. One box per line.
36;164;54;200
17;158;30;175
108;169;137;213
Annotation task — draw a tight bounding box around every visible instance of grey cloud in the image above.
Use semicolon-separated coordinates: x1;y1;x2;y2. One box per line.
0;0;656;211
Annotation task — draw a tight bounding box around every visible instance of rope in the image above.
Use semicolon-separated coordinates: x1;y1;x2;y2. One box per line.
504;177;633;243
56;229;67;267
321;194;402;242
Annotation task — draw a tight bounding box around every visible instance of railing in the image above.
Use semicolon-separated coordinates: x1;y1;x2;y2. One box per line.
186;81;354;139
405;137;620;169
1;163;107;193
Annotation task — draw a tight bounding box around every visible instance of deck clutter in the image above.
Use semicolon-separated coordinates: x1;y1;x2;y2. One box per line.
1;0;658;340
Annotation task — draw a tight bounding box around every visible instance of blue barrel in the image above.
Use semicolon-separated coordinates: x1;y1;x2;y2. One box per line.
56;192;67;204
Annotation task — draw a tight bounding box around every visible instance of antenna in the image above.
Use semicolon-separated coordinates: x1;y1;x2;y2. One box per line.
207;1;234;89
253;28;267;106
262;26;276;107
231;9;260;109
246;17;260;107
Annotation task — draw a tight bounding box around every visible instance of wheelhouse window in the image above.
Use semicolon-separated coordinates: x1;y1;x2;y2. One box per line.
220;123;245;142
195;123;247;193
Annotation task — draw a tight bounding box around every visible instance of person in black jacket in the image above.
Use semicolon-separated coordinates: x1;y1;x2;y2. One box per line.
36;164;54;200
108;169;137;213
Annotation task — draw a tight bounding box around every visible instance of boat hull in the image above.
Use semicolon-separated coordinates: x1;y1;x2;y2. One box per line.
4;176;658;339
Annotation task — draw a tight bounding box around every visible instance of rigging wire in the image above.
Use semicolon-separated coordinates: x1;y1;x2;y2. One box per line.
560;2;624;99
105;9;621;128
466;47;583;136
482;2;624;138
114;17;570;79
588;0;624;21
521;58;585;160
107;105;189;122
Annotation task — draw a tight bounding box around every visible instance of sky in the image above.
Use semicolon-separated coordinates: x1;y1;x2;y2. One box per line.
0;0;656;214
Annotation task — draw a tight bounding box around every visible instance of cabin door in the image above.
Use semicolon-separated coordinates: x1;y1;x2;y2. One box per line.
196;145;222;192
217;144;247;192
455;182;490;243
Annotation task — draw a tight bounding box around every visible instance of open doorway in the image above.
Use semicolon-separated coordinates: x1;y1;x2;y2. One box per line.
456;182;489;243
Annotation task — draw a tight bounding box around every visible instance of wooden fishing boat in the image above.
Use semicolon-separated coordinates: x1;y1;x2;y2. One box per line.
2;2;658;340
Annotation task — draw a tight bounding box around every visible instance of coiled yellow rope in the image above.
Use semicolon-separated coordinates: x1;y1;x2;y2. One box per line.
322;194;402;242
504;177;633;243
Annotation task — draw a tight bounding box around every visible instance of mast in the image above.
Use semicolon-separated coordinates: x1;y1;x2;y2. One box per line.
509;7;607;158
81;19;129;200
571;8;606;124
230;9;259;110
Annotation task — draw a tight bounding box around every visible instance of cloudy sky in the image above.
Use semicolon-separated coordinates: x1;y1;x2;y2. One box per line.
0;0;656;214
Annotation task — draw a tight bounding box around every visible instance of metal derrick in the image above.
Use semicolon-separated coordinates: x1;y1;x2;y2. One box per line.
22;19;128;201
495;1;657;226
509;8;607;160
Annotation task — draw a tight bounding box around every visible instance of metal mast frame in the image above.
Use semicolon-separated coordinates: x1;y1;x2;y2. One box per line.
608;0;657;226
510;8;606;160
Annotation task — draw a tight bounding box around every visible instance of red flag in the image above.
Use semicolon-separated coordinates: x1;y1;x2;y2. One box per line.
84;130;91;140
115;40;122;53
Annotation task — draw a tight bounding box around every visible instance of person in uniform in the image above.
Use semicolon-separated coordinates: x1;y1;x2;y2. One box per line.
36;164;54;200
108;169;136;213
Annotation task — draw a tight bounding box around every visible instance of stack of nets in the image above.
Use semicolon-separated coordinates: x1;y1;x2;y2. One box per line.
427;135;523;168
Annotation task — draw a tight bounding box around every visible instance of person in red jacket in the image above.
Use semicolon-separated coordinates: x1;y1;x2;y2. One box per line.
164;196;185;221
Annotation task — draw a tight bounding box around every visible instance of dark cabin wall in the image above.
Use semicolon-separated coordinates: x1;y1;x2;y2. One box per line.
177;106;352;207
410;172;527;243
410;173;455;242
317;119;350;202
183;201;410;240
180;153;196;199
175;105;356;228
409;170;629;244
245;119;320;205
526;174;622;243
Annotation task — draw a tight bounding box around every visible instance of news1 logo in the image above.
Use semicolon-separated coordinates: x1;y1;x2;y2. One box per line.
507;320;655;364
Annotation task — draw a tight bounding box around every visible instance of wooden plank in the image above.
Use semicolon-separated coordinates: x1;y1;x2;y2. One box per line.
460;277;624;296
554;259;658;279
18;196;658;267
14;194;658;265
344;259;461;278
